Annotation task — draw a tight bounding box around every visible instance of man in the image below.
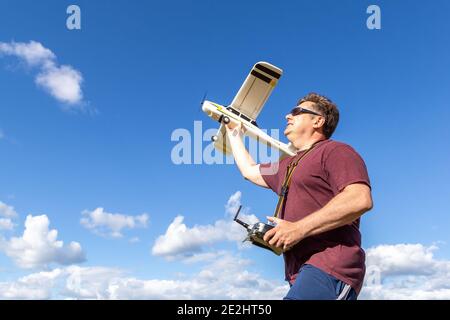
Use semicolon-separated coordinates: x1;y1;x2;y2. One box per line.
225;92;373;300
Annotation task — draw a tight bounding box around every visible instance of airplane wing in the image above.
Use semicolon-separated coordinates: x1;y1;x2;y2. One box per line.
229;61;283;120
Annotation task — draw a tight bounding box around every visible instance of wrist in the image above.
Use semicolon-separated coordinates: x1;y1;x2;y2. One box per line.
227;127;243;139
295;220;307;241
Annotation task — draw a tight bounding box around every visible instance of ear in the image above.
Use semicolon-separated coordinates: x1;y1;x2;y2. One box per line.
313;116;326;129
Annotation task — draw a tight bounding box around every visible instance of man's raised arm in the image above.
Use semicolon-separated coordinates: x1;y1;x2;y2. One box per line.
225;124;268;188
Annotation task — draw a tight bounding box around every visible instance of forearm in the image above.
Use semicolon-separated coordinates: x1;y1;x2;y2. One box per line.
297;184;373;239
225;126;268;187
226;127;255;177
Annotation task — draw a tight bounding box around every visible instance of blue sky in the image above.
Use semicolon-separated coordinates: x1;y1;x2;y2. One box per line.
0;0;450;299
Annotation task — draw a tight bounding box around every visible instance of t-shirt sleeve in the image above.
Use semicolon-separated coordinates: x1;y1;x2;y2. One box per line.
259;161;283;195
324;145;371;193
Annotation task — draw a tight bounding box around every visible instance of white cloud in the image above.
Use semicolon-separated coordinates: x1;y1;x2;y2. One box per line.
151;192;259;259
4;243;450;300
128;237;140;244
0;41;55;66
64;265;124;299
360;243;450;299
0;201;18;218
0;41;84;107
0;269;62;299
0;253;288;300
0;201;18;230
225;191;242;216
106;253;288;300
80;207;149;238
365;243;438;276
0;218;15;230
0;214;86;269
35;65;83;105
182;251;228;264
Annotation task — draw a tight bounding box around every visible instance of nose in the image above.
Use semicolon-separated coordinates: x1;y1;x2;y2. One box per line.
286;113;292;120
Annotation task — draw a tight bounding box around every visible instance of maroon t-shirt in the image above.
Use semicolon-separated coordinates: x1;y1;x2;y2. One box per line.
260;139;371;294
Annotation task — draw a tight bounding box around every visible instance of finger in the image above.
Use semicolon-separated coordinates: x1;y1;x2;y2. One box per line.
268;233;280;246
225;123;234;131
276;239;284;248
267;216;280;224
263;228;276;242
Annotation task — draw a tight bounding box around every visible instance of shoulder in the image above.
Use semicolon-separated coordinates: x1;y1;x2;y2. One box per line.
320;140;365;162
322;140;359;154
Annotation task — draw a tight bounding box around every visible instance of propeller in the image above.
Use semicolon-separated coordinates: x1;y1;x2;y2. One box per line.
199;91;208;113
199;91;219;143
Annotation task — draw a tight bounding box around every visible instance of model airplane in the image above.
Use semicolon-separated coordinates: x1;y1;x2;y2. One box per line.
202;61;297;157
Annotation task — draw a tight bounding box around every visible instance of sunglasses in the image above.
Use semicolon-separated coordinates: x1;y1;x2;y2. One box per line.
289;106;323;117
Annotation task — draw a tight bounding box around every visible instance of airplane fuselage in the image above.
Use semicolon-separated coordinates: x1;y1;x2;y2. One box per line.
202;100;296;156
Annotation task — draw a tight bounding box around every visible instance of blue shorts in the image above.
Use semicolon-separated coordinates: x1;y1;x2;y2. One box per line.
284;264;357;300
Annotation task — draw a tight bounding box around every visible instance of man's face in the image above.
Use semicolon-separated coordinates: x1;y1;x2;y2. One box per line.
284;101;321;142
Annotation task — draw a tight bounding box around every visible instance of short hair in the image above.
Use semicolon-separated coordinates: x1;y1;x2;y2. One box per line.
297;92;340;138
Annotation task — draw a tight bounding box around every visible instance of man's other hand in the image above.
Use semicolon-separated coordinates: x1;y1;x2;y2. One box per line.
263;216;305;251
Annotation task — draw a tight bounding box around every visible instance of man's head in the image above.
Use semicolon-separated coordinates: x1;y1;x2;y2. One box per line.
284;93;339;147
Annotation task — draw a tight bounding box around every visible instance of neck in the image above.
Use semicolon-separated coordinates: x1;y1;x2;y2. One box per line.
295;135;326;151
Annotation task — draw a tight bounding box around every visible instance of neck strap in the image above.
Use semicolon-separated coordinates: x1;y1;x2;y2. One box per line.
273;140;325;219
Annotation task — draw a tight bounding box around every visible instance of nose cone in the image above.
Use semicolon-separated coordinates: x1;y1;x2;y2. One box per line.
202;100;212;113
201;100;222;121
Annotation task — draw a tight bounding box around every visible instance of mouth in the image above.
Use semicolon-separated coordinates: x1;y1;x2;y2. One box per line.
284;124;292;134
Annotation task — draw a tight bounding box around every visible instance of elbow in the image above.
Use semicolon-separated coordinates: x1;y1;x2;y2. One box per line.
242;170;251;181
360;192;373;213
364;199;373;212
241;165;257;182
344;184;373;213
